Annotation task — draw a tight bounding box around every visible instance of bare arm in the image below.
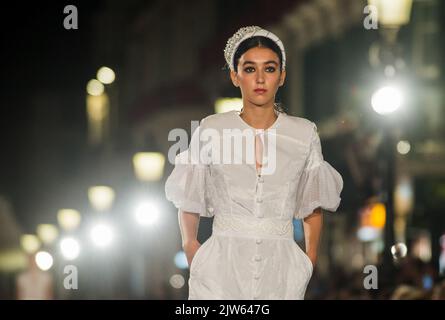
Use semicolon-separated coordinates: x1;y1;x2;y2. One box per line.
178;209;202;267
302;207;323;268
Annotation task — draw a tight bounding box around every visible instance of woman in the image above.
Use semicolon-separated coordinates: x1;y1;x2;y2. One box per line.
165;26;343;299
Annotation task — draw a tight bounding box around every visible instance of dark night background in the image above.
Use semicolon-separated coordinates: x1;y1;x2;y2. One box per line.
0;0;444;300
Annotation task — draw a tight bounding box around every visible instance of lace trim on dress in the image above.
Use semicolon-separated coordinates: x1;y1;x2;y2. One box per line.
213;214;293;239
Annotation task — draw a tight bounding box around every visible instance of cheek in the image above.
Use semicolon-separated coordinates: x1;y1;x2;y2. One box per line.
238;74;280;92
268;74;281;85
272;77;284;91
238;77;254;90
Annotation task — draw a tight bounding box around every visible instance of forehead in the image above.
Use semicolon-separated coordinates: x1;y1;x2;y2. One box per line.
239;46;279;63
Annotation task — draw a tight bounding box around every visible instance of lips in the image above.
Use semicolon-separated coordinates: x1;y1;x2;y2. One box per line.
254;89;267;94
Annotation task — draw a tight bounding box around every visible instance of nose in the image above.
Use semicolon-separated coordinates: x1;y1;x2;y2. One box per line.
256;70;265;83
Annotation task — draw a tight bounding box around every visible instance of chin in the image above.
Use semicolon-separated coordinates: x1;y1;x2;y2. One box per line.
250;98;272;106
251;102;270;108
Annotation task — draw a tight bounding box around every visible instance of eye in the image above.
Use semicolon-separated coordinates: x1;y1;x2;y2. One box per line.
244;67;255;73
266;66;276;72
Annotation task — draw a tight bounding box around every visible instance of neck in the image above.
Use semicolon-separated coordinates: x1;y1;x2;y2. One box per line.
239;101;278;130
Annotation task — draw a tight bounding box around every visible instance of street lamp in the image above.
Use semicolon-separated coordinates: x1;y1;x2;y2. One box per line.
371;85;403;115
214;97;243;114
60;237;81;260
86;79;105;96
368;0;413;29
132;152;165;182
57;209;81;232
20;234;41;255
367;0;413;74
90;223;114;248
131;151;165;298
368;0;413;272
97;67;116;85
36;224;59;246
86;67;116;147
35;251;54;271
371;86;402;270
88;185;115;212
134;201;160;227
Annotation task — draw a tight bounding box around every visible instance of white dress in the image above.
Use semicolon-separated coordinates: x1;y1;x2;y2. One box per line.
165;109;343;300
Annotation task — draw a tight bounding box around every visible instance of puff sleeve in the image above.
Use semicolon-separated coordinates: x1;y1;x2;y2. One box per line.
164;120;214;217
294;123;343;219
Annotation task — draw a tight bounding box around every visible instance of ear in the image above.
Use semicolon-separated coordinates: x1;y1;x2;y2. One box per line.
278;69;286;87
230;70;239;87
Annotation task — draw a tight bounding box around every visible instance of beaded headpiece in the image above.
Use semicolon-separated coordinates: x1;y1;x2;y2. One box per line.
224;26;286;72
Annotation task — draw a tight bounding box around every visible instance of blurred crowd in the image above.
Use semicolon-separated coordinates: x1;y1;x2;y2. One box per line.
308;256;445;300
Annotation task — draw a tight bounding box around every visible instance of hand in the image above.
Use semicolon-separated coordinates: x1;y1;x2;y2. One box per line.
183;240;202;268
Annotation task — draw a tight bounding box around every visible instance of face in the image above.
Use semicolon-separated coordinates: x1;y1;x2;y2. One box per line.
230;46;286;107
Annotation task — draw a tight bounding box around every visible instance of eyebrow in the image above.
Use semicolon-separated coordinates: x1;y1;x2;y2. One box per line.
242;60;279;66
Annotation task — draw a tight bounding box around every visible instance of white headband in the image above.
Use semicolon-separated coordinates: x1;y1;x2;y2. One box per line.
224;25;286;71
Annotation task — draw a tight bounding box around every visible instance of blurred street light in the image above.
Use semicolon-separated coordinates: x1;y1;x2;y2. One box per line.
391;242;408;260
367;0;413;74
134;201;160;227
86;94;109;122
88;186;115;212
86;79;105;96
36;224;59;246
371;85;403;115
97;66;116;85
358;202;386;243
133;152;165;182
214;97;243;114
90;223;114;248
60;237;81;261
20;234;41;254
368;0;413;28
397;140;411;155
357;226;381;242
86;93;110;146
169;274;185;289
174;251;188;270
35;251;53;271
367;0;413;274
131;151;165;298
371;101;398;270
57;209;81;231
370;203;386;229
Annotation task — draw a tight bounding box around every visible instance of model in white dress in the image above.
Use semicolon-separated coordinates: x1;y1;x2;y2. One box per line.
165;109;343;299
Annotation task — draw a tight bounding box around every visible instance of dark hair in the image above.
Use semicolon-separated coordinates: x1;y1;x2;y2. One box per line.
232;36;286;113
233;36;283;73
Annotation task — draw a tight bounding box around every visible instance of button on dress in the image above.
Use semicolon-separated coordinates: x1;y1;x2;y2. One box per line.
165;109;343;299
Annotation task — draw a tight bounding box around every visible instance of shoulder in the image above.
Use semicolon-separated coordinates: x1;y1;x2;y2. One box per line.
281;113;317;143
283;114;315;130
199;110;235;129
